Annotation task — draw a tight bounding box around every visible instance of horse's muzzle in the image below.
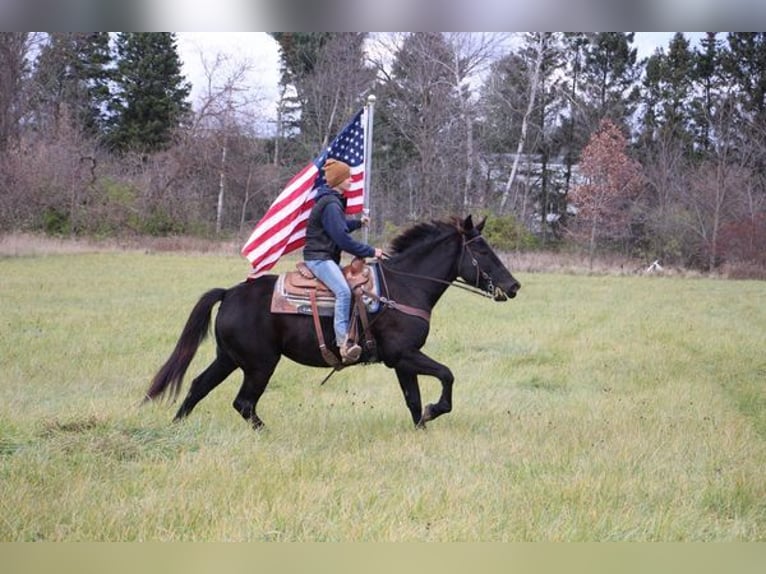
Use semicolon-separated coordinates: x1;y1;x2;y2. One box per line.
494;281;520;301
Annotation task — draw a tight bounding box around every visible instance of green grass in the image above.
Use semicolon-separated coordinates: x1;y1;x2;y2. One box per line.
1;251;765;540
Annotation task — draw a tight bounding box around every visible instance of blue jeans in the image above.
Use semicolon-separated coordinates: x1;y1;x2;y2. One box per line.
305;259;351;345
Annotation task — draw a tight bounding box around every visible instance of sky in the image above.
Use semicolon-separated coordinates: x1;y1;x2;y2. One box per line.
175;32;702;126
176;32;282;127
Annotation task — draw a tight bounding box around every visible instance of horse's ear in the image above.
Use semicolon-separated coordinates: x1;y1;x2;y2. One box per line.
462;215;486;234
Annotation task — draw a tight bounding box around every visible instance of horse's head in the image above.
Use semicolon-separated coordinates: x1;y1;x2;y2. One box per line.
455;215;521;301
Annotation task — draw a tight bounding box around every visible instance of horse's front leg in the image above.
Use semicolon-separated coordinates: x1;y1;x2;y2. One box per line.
394;367;423;427
395;350;454;427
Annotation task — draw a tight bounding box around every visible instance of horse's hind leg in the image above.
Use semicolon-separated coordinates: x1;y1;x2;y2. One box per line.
174;352;236;421
232;360;279;430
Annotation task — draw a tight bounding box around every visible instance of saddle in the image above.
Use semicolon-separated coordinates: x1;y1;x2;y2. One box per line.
271;258;380;316
271;258;380;369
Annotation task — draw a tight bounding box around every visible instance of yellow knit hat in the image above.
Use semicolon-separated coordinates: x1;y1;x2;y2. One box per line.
323;158;351;188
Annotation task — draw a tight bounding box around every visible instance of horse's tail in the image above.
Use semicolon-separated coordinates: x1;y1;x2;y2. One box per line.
144;288;228;403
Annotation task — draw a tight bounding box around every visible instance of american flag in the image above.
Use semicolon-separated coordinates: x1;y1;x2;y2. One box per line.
241;108;366;277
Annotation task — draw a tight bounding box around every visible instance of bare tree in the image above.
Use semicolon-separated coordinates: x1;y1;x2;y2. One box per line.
499;34;545;214
443;33;509;209
678;96;757;270
689;163;742;270
639;128;692;261
185;49;268;235
373;33;467;220
295;34;375;153
0;33;34;152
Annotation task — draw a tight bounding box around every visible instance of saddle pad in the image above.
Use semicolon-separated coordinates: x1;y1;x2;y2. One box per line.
270;262;381;316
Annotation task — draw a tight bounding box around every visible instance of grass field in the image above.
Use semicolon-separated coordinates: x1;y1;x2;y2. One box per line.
1;249;765;541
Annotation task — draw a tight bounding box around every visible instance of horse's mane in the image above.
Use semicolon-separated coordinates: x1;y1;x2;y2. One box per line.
389;217;460;256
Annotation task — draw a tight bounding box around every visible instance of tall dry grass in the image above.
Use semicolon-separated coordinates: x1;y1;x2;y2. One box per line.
0;232;240;257
2;231;745;279
1;248;765;541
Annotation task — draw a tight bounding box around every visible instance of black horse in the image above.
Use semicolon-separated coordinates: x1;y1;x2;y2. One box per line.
145;215;520;429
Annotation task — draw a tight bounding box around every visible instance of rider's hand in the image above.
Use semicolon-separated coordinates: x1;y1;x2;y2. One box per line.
360;215;370;226
374;247;387;259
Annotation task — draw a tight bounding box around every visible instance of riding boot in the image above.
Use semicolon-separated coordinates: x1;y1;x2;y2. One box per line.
339;335;362;364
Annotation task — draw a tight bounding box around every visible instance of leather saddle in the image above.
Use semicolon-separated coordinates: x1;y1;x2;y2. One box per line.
271;258;380;316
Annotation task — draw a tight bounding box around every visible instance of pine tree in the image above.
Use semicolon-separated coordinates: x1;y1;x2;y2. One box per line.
269;33;371;158
107;33;191;153
720;33;766;255
0;33;31;152
32;32;112;137
527;33;566;241
639;33;695;152
721;33;766;185
580;33;640;129
269;32;333;139
479;51;527;153
690;32;724;153
559;33;590;198
663;34;695;144
724;33;766;122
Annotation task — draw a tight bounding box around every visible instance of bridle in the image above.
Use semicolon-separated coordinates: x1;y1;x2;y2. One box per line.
378;230;505;300
458;234;505;299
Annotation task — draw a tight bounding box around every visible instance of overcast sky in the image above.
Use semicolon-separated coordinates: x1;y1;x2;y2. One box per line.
175;32;702;127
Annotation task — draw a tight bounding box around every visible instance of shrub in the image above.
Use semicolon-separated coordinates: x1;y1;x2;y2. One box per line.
40;207;71;235
138;208;186;236
719;213;766;267
480;212;539;251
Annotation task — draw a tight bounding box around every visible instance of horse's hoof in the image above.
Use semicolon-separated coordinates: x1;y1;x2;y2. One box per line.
421;404;435;423
251;419;265;431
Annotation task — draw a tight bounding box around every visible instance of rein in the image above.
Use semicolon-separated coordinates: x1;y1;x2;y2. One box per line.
378;234;499;300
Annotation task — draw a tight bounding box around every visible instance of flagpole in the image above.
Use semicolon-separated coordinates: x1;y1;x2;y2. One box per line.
363;94;376;244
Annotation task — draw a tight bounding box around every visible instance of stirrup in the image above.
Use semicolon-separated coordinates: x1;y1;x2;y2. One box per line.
340;342;362;364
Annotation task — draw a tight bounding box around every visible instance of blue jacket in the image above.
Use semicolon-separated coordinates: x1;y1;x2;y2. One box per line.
303;186;374;263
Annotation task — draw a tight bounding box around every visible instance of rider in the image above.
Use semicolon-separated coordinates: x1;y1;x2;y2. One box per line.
303;158;385;364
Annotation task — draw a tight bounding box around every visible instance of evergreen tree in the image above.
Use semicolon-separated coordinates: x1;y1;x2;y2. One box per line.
107;33;191;153
0;33;31;152
635;35;699;265
31;32;112;137
479;34;568;235
558;33;591;196
690;32;724;153
378;33;464;219
527;32;566;241
724;33;766;122
639;33;695;152
722;33;766;177
721;32;766;234
479;51;527;153
269;32;333;138
580;33;641;130
662;34;695;144
639;48;663;147
269;33;371;158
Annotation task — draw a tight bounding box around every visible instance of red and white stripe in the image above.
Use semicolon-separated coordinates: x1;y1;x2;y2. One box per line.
241;163;364;278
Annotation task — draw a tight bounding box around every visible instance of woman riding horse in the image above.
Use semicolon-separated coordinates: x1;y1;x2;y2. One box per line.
145;215;520;429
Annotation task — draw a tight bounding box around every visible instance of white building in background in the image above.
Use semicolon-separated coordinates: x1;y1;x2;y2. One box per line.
478;152;583;235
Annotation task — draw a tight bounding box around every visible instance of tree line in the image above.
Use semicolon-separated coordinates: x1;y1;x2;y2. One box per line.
1;32;764;273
